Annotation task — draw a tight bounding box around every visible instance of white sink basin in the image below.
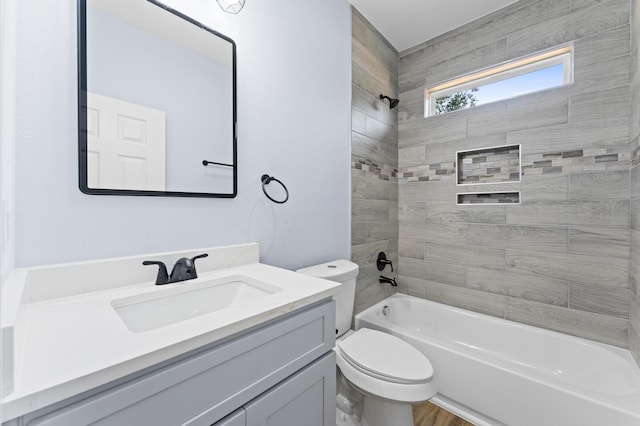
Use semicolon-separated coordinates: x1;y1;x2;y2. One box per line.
112;275;282;332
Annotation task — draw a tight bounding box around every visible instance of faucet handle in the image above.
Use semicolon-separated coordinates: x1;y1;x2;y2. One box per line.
191;253;208;262
143;260;169;285
189;253;208;279
376;252;394;272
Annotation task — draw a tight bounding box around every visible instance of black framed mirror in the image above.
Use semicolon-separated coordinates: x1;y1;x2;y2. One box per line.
78;0;237;198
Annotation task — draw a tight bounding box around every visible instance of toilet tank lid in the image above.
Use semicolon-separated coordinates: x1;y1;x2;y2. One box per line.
296;259;359;281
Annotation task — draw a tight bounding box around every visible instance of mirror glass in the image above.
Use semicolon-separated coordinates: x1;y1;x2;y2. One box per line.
79;0;237;197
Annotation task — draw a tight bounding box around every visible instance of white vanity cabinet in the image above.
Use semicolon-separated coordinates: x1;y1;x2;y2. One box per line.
8;301;336;426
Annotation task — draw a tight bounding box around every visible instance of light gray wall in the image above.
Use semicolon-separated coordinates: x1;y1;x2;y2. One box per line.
350;9;398;315
630;0;640;366
397;0;632;348
13;0;351;271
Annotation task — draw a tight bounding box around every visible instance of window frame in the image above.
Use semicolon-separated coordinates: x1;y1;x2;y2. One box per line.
425;44;574;117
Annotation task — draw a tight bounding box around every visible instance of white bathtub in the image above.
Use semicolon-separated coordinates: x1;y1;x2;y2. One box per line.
355;294;640;426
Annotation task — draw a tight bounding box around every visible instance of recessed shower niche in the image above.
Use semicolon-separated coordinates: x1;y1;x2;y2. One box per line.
456;144;521;205
457;192;520;205
456;144;521;185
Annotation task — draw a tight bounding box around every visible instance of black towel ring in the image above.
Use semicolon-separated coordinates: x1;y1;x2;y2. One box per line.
261;174;289;204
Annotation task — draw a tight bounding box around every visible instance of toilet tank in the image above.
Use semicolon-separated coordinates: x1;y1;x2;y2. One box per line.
296;260;359;337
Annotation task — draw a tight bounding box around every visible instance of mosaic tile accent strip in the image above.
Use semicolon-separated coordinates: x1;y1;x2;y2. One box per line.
399;162;456;183
522;146;631;175
457;192;520;205
457;145;520;185
352;157;398;182
398;145;632;184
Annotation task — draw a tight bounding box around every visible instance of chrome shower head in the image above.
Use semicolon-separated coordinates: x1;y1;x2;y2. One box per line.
379;94;399;109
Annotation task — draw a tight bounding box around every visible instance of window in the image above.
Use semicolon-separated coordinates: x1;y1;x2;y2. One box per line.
425;45;573;117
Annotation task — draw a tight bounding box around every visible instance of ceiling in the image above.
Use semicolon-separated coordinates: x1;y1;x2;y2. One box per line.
348;0;520;52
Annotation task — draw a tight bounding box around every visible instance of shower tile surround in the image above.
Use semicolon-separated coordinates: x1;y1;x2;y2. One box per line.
351;8;399;315
393;0;637;352
348;0;640;364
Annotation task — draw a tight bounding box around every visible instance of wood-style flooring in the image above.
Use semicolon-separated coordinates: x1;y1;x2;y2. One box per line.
413;402;475;426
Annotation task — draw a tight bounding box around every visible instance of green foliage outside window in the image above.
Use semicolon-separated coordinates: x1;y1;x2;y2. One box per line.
435;87;479;115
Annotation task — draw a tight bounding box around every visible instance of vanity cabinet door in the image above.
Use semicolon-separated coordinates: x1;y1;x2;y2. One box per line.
245;352;336;426
212;409;245;426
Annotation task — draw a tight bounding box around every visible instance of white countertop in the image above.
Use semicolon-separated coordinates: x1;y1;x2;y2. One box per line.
1;245;341;421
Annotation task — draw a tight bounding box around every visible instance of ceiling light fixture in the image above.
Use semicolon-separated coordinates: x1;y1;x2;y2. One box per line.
216;0;245;14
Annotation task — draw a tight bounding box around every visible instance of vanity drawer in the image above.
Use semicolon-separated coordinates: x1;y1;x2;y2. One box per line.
26;300;335;426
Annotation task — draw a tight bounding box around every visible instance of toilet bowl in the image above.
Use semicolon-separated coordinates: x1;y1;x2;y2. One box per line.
336;328;436;426
297;260;435;426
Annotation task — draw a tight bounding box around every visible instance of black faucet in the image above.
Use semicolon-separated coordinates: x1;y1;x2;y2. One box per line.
143;253;209;285
379;275;397;287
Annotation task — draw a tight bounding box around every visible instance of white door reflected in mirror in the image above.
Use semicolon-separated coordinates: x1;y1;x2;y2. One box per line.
87;93;166;191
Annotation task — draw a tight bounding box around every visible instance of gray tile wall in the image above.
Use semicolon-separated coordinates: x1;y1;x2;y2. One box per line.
397;0;633;348
351;8;399;315
630;0;640;366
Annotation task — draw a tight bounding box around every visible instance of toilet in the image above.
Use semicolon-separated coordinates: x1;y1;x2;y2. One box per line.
297;260;435;426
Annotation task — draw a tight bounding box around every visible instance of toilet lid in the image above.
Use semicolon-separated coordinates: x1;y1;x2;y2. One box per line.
336;328;433;384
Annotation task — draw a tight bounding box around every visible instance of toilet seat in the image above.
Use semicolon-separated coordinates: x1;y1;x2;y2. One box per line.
337;328;433;384
335;328;436;403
